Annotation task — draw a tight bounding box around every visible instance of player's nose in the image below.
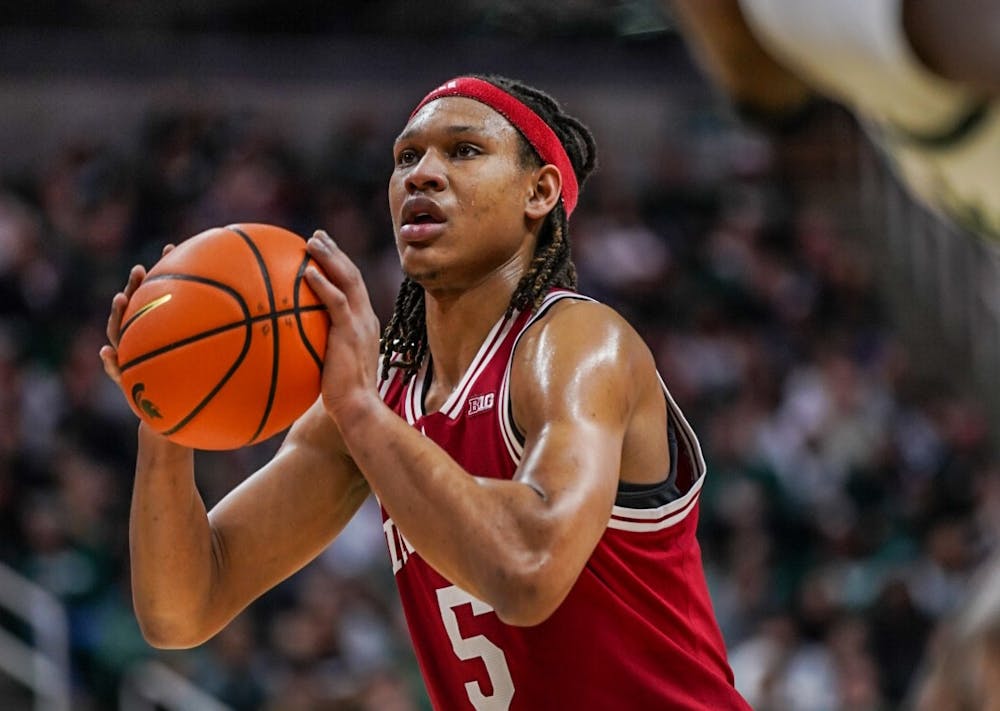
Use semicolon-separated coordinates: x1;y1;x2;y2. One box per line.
405;150;448;193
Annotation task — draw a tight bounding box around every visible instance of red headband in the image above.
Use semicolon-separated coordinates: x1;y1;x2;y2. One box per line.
409;77;580;216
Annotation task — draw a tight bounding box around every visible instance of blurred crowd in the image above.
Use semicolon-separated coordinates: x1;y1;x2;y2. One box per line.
0;92;997;711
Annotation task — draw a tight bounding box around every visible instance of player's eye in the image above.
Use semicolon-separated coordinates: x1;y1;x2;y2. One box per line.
454;143;481;159
396;148;419;166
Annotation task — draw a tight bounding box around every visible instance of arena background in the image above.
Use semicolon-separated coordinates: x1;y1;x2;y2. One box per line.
1;2;997;709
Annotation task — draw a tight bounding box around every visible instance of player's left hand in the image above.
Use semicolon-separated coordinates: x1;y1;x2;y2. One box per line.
99;243;176;387
305;229;383;424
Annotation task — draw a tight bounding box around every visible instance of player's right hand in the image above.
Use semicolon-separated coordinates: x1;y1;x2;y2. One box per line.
99;244;174;386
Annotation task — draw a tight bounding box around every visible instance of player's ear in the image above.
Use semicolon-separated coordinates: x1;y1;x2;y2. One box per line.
525;164;562;221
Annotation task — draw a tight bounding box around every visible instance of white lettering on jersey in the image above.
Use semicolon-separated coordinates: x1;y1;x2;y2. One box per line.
467;392;495;416
383;516;416;575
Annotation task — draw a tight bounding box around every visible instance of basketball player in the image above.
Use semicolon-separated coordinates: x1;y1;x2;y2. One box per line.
669;0;1000;242
101;75;750;709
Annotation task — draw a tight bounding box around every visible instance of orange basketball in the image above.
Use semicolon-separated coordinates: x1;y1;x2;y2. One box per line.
116;223;329;450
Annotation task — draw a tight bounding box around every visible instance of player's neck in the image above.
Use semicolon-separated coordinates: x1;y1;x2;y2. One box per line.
422;272;518;396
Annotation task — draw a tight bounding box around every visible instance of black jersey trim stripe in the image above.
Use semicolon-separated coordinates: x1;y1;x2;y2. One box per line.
613;417;681;509
612;476;703;520
610;380;708;531
615;476;682;509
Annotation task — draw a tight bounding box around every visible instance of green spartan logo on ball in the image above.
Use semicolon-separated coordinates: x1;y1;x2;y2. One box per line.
132;383;164;419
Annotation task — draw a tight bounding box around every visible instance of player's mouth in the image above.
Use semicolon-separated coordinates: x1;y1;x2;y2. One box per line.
400;198;447;243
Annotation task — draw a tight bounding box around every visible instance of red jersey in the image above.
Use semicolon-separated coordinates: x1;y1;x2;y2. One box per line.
378;289;749;711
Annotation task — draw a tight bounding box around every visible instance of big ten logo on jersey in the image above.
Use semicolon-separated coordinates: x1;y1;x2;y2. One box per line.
383;516;416;575
467;392;495;416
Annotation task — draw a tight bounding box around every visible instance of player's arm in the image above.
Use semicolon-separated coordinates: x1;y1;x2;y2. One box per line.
903;0;1000;94
494;300;649;623
308;235;645;625
101;259;368;649
347;304;636;626
127;405;368;649
668;0;815;125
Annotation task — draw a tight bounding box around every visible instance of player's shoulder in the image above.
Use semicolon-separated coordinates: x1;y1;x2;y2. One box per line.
517;296;651;369
536;296;639;336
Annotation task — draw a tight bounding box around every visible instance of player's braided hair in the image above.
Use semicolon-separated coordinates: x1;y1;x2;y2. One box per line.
379;75;597;383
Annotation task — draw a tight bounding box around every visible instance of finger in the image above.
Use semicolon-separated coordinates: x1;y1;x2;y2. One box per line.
99;345;122;386
304;265;351;325
307;231;374;311
106;292;129;346
123;264;147;299
162;243;176;257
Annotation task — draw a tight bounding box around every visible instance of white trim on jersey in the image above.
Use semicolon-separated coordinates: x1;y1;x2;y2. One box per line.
495;290;709;534
403;357;429;425
377;354;395;400
612;471;705;520
608;489;702;532
608;473;705;532
498;355;521;463
399;310;520;423
657;373;708;480
606;374;709;533
442;312;520;420
498;289;594;464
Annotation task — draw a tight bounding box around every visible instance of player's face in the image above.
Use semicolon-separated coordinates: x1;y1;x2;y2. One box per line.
388;97;539;292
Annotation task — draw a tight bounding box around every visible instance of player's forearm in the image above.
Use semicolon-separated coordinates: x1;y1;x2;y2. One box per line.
335;396;560;624
129;424;216;648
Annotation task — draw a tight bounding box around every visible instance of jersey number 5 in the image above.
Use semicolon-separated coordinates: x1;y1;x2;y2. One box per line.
436;585;515;711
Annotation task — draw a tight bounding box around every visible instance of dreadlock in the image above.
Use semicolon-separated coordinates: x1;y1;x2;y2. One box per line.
379;75;598;383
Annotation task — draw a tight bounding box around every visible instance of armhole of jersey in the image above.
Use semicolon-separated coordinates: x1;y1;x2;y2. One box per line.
658;372;707;492
506;393;525;449
614;414;681;509
499;290;593;463
498;290;706;509
607;374;708;532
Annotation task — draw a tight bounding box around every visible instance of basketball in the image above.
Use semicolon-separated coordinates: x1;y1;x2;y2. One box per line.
116;223;329;450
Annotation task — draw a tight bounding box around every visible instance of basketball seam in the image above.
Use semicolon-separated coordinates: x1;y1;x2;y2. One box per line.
230;226;281;445
160;274;254;438
294;254;326;370
119;273;244;340
118;304;326;373
119;234;325;446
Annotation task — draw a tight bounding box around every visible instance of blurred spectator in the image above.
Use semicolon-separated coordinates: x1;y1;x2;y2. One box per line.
191;614;269;710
